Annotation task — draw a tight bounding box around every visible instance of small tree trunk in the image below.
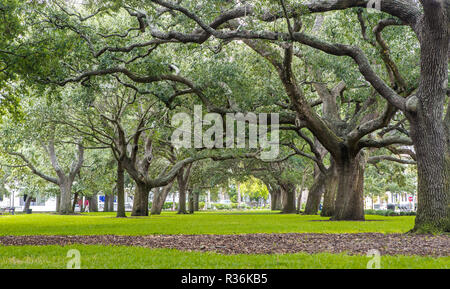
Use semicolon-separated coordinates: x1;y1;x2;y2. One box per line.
104;194;110;212
116;161;126;218
194;192;199;211
178;188;187;214
237;183;241;208
332;152;366;221
296;190;303;214
131;182;151;216
108;191;114;212
56;194;61;213
72;192;79;212
188;189;194;214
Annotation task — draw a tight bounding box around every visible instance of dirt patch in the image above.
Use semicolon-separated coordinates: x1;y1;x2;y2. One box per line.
0;233;448;257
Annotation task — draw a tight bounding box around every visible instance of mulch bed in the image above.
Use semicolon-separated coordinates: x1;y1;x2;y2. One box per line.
0;233;448;257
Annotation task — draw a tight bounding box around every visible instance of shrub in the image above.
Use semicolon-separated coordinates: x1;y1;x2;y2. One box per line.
365;209;415;216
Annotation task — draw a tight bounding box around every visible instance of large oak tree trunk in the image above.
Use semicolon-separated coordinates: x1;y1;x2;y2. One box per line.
321;164;339;217
59;180;73;215
408;5;449;233
332;152;365;221
410;117;448;232
131;182;151;216
445;106;450;231
280;183;297;214
116;161;126;218
270;186;282;210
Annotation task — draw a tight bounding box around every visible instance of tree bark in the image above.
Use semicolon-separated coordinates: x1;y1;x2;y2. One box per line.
408;4;449;233
304;171;326;215
193;191;200;211
188;189;194;214
116;161;126;218
280;182;297;214
321;164;339;217
332;152;366;221
72;192;79;212
108;191;114;211
409;112;449;232
177;177;187;214
296;190;303;213
23;195;32;213
88;194;98;212
269;186;282;210
56;194;60;213
104;194;111;212
150;182;173;215
237;183;241;208
176;164;192;214
59;180;73;215
131;182;151;216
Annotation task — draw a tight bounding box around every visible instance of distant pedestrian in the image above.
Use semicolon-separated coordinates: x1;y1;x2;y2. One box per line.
84;199;89;212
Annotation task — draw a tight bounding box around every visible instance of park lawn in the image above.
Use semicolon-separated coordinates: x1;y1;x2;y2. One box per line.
0;211;416;236
0;244;448;269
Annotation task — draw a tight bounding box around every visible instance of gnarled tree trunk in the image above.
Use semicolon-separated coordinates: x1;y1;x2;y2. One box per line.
131;182;151;216
280;182;297;214
269;185;282;211
408;5;449;233
321;164;339;217
332;152;366;221
150;182;174;215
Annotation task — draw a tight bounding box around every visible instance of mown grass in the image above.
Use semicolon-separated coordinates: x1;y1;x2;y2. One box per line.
0;211;416;235
0;245;447;269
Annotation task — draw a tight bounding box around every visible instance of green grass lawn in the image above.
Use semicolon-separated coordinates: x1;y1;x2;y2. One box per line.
1;212;447;269
0;245;448;269
0;211;416;235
